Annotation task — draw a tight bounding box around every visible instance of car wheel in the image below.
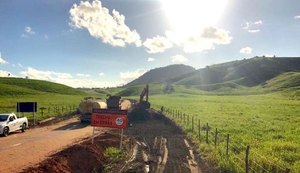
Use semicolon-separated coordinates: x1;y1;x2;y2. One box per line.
3;127;9;137
21;123;26;132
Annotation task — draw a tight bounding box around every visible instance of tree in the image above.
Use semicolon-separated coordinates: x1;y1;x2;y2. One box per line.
163;83;174;94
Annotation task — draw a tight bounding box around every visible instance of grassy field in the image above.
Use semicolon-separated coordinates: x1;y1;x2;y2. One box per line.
0;77;98;121
0;94;87;121
149;93;300;172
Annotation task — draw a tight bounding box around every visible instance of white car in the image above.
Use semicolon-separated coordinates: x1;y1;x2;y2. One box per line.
0;113;28;137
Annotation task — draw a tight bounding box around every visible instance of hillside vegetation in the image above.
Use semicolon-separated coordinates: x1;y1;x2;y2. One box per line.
0;77;84;95
125;57;300;92
110;72;300;98
171;57;300;88
126;64;195;86
263;72;300;89
0;77;91;121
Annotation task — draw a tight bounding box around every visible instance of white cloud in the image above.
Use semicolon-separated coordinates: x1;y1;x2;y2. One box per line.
147;57;155;62
20;67;123;88
240;47;253;54
25;26;35;35
263;54;275;57
143;36;172;53
99;72;105;76
167;27;232;53
77;73;90;77
18;63;25;69
69;0;142;47
72;79;123;88
171;54;188;63
248;29;260;33
242;20;263;33
254;20;263;25
21;34;29;38
0;52;7;64
294;15;300;19
0;70;14;77
21;67;72;81
120;69;146;82
21;26;35;38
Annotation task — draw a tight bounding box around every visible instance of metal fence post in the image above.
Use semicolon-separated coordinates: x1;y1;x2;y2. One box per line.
245;145;250;173
206;123;209;144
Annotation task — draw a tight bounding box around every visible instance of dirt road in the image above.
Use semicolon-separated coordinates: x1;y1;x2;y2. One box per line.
1;110;214;173
0;117;105;173
123;109;214;173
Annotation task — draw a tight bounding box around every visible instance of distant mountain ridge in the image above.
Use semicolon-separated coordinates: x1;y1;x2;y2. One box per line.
126;64;195;86
127;57;300;90
171;57;300;87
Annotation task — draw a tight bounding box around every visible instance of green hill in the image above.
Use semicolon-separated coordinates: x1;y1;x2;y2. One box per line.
170;57;300;89
263;72;300;90
116;57;300;95
115;83;206;96
0;77;84;96
126;64;195;86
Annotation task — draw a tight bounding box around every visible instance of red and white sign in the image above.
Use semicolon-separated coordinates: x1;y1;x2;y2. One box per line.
91;109;128;129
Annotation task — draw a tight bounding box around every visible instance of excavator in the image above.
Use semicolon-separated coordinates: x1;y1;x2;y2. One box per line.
127;84;151;122
136;84;150;109
78;84;150;123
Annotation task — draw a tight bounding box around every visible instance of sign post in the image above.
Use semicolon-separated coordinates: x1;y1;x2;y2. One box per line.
92;127;95;144
91;109;128;147
33;103;36;126
120;129;124;149
17;102;37;126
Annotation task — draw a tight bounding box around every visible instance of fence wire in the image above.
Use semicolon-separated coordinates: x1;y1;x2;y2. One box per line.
156;106;290;173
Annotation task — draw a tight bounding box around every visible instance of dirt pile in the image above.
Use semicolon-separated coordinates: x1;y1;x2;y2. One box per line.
22;133;120;173
37;113;79;127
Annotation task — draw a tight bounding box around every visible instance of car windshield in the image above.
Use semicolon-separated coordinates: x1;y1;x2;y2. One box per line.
0;115;9;122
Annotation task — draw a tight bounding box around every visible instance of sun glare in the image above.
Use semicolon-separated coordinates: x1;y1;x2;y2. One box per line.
162;0;228;36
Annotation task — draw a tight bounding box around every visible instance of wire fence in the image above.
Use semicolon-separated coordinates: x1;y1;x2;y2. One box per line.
16;104;78;123
153;104;291;173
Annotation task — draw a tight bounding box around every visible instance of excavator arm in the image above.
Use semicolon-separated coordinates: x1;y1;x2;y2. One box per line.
137;84;150;109
139;84;149;103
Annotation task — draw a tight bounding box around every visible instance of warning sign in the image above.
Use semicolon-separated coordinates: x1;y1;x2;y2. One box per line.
91;113;128;129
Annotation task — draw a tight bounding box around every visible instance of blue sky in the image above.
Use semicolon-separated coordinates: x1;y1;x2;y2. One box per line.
0;0;299;88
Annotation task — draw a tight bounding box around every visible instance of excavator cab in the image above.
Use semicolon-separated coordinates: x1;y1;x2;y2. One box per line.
106;95;121;109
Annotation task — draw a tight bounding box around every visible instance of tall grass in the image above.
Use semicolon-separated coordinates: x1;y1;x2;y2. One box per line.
150;93;300;172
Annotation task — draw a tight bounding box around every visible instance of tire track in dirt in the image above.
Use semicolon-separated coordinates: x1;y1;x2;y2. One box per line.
123;109;211;173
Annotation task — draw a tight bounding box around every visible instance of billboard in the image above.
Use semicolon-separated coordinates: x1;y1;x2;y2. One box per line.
91;109;128;129
17;102;37;112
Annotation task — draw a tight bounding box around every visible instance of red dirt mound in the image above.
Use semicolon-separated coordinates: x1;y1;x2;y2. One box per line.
22;133;120;173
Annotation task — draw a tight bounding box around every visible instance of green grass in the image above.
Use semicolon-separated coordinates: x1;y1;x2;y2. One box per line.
0;77;85;95
264;72;300;89
114;83;207;96
103;147;125;172
149;93;300;172
0;77;101;121
0;94;87;121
